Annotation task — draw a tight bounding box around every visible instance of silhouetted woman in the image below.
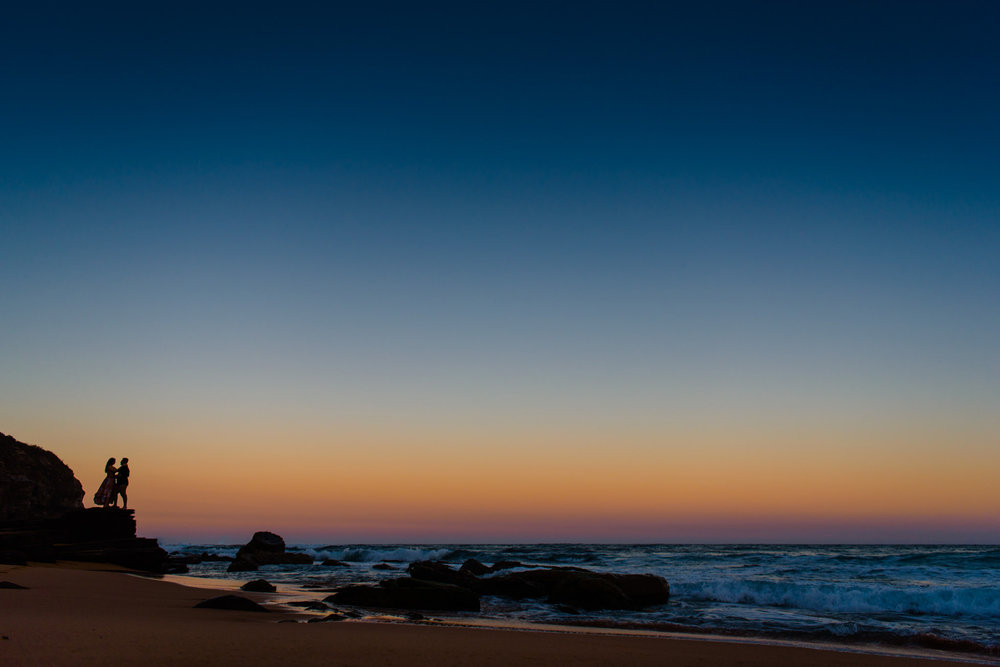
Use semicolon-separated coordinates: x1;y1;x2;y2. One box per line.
93;457;117;507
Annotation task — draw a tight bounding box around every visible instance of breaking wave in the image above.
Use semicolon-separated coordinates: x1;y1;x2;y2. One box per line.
308;546;454;563
675;579;1000;618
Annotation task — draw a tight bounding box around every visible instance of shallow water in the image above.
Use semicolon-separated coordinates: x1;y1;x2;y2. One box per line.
164;543;1000;657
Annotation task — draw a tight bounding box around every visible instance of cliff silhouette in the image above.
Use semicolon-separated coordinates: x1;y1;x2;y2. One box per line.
0;431;167;571
0;431;84;521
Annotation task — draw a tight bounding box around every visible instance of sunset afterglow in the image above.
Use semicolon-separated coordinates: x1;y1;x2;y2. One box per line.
2;2;998;544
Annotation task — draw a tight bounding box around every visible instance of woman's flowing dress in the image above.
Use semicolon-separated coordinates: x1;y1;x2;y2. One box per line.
93;468;116;505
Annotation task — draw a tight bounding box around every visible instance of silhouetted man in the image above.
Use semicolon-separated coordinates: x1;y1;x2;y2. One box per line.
114;458;130;509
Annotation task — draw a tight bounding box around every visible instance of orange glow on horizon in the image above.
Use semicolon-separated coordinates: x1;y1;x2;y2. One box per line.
13;412;990;542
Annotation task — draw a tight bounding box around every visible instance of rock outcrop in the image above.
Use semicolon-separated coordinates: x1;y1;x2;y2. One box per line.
0;506;168;571
484;567;669;610
458;558;491;576
307;613;347;623
0;432;168;572
457;558;524;576
0;432;84;521
165;551;234;570
401;560;670;611
227;531;313;572
0;506;168;572
241;579;277;592
327;578;481;612
407;560;480;589
325;560;668;613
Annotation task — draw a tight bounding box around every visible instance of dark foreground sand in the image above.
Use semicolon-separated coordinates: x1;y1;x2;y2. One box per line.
0;562;985;666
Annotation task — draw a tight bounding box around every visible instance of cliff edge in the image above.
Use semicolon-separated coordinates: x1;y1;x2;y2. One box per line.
0;431;84;521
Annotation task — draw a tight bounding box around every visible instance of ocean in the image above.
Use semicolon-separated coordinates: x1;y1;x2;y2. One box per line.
164;543;1000;659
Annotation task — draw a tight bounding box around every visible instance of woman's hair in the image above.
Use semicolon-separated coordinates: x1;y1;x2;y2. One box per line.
105;457;116;470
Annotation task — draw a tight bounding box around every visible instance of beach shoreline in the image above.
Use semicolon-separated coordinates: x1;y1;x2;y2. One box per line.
2;561;994;666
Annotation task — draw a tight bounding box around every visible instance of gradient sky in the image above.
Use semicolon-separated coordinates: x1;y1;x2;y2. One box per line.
2;1;998;543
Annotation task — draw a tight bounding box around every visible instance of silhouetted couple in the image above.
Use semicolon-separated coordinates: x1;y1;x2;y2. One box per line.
94;457;130;509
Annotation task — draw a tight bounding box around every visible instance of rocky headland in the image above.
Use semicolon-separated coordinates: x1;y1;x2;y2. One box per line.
0;431;168;571
0;431;84;521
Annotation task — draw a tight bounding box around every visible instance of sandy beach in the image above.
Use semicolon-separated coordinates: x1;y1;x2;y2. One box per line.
1;562;987;667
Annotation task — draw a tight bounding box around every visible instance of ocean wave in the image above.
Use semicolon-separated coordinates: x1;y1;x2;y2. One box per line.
674;579;1000;618
307;547;453;563
163;544;240;556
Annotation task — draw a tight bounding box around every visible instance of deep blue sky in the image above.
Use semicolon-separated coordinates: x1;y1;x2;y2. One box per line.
5;1;999;194
2;2;998;540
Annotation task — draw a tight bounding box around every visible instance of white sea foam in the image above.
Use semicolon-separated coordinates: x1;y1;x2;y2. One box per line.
673;579;1000;618
163;544;239;556
307;547;452;563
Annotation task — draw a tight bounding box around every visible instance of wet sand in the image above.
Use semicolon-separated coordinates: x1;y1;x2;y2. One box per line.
0;562;986;666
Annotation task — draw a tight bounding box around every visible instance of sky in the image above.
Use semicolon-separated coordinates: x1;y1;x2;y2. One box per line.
1;1;998;543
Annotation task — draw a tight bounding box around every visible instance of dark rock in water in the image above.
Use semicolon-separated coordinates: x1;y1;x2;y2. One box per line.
607;573;671;608
327;578;480;612
245;531;286;553
203;553;234;562
478;567;581;599
194;595;269;612
288;599;325;608
0;432;84;521
489;560;525;573
168;551;234;566
406;612;425;621
548;572;632;610
408;560;480;590
307;613;347;623
459;558;490;576
480;573;546;599
228;555;258;572
479;567;669;610
0;581;28;589
270;553;314;566
227;531;313;572
554;604;580;615
321;559;349;567
372;562;396;570
163;559;189;574
241;579;277;593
